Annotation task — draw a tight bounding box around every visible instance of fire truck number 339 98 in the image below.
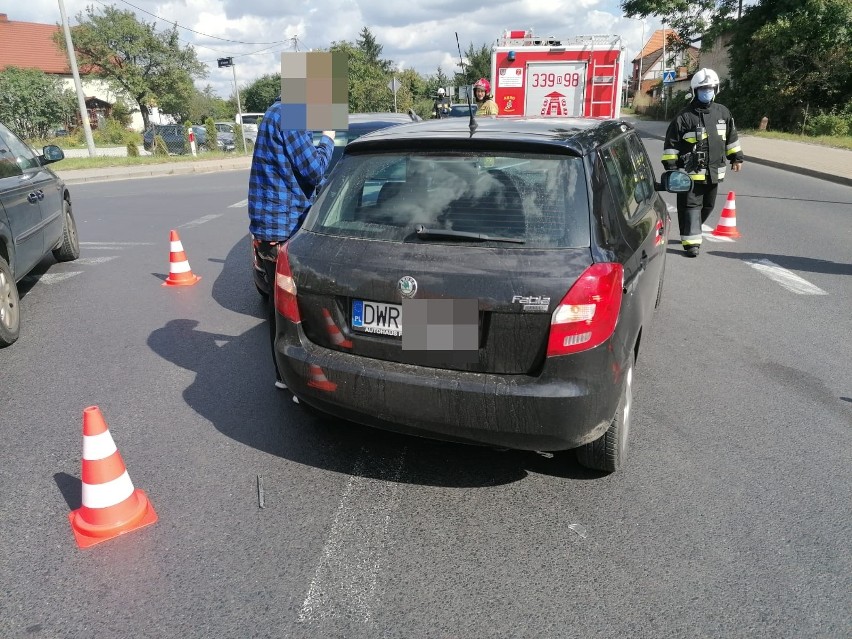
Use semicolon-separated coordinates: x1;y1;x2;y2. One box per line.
530;72;582;88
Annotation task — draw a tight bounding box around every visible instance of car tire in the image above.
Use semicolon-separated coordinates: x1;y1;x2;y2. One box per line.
0;256;21;347
255;282;269;299
52;199;80;262
576;353;633;472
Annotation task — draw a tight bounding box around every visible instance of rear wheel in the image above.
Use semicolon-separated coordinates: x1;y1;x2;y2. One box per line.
0;256;21;347
52;199;80;262
576;353;633;472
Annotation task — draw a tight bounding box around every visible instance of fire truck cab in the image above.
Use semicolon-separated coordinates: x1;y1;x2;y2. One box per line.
491;30;624;119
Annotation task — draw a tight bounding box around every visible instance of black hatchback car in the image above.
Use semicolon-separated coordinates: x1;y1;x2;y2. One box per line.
270;117;690;472
0;121;79;346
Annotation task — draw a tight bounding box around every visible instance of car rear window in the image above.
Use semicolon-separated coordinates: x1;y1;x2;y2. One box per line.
303;151;591;248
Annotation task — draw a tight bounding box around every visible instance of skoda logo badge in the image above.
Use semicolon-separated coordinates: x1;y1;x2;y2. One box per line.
398;276;418;298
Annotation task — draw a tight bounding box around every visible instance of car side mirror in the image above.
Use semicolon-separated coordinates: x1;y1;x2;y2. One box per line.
40;145;65;165
656;169;692;193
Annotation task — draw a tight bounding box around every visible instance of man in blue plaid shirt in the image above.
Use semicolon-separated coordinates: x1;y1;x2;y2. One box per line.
248;99;336;389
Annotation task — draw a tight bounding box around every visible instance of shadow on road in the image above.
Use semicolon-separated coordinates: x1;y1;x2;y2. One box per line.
147;235;605;487
708;250;852;275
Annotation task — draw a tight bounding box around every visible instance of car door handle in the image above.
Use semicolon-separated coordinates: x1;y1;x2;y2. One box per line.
640;251;649;270
35;189;45;200
27;192;39;203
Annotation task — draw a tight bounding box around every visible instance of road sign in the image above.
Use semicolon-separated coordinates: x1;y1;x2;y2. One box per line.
388;78;400;93
217;57;233;68
662;69;675;84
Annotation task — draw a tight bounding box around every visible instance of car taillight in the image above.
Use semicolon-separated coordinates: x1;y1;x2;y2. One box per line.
274;243;300;323
546;263;623;357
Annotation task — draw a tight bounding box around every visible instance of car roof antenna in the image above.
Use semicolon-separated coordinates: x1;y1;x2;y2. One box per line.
455;32;477;137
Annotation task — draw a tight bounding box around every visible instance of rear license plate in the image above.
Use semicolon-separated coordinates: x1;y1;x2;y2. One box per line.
352;300;402;336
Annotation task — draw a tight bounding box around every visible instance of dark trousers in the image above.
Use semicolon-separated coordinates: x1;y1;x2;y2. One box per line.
676;182;718;246
256;241;283;382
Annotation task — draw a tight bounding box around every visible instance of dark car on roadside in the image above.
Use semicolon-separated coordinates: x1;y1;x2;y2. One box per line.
448;103;477;117
267;116;692;472
143;124;211;154
252;111;422;297
0;121;80;346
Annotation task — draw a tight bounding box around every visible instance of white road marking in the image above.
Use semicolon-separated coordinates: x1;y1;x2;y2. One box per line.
700;223;735;242
75;256;118;265
298;446;406;624
22;272;82;285
180;214;222;228
229;198;248;208
745;259;828;295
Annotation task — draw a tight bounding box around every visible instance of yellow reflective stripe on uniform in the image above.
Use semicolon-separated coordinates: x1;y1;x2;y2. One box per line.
689;173;707;181
717;166;727;179
726;143;741;154
681;236;702;245
661;152;678;161
683;135;697;143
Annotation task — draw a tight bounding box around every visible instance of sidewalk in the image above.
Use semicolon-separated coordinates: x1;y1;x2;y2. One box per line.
53;124;852;187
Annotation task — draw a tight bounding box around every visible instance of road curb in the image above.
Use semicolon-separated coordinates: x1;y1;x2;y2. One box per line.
57;159;252;185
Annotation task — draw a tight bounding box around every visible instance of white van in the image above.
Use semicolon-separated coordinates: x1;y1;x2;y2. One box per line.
236;112;264;144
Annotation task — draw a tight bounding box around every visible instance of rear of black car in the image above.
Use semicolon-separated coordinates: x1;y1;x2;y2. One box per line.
271;119;656;454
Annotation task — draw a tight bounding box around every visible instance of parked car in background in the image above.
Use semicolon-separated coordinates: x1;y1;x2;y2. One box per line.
214;122;236;152
0;121;80;347
236;113;265;144
252;111;423;297
268;116;692;472
448;103;477;117
142;124;211;154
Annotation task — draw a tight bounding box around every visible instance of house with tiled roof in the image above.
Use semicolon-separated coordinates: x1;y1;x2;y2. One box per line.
0;13;156;131
631;29;699;108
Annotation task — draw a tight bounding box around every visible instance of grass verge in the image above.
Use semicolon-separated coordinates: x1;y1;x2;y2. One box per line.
54;151;250;171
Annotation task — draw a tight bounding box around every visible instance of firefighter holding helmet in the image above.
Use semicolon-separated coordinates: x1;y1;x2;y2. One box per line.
473;78;498;116
662;68;743;257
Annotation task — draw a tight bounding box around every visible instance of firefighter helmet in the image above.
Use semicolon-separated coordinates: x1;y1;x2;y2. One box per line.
437;87;445;96
473;78;491;94
690;68;720;92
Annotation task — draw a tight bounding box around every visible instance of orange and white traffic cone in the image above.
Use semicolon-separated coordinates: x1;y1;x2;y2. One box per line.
163;229;201;286
69;406;158;548
322;308;352;349
306;364;337;392
712;191;741;238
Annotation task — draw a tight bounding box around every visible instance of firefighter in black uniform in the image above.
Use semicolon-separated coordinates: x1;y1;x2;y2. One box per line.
662;68;744;257
432;87;451;119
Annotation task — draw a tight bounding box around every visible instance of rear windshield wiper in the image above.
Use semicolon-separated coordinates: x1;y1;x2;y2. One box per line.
414;224;525;244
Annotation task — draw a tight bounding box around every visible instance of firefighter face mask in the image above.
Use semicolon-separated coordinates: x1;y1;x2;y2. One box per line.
697;88;715;104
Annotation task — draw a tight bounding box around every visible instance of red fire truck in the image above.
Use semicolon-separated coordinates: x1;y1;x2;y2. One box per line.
490;30;624;119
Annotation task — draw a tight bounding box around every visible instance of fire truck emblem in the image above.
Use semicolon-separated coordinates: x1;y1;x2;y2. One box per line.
540;91;569;116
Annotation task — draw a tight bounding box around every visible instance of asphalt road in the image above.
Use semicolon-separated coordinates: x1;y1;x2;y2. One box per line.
1;143;850;639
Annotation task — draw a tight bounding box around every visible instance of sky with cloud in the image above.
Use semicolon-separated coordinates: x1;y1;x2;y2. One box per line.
13;0;665;99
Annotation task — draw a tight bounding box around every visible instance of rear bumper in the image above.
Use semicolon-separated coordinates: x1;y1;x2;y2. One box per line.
274;320;627;451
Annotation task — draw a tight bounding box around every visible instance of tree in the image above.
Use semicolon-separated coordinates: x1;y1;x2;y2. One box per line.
356;27;393;73
725;0;852;131
0;67;76;139
621;0;740;55
243;73;281;113
55;5;207;130
328;39;394;113
453;43;492;93
188;85;232;124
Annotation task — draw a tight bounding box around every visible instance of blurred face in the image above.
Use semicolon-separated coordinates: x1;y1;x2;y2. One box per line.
474;87;486;99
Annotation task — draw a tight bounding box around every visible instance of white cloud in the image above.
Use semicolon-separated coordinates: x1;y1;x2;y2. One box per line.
11;0;662;99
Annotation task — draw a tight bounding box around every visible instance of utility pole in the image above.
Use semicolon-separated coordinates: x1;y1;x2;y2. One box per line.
218;57;247;154
58;0;95;157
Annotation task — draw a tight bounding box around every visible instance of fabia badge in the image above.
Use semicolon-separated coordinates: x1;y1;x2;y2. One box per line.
398;276;418;298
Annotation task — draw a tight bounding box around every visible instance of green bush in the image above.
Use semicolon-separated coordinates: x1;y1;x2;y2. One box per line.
804;106;851;137
153;134;169;156
204;116;217;152
92;118;142;146
126;141;139;157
